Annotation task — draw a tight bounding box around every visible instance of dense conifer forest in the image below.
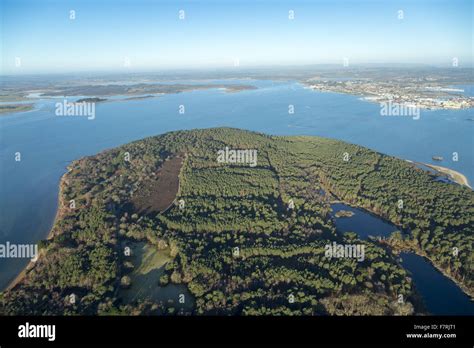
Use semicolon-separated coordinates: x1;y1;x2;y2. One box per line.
1;128;472;315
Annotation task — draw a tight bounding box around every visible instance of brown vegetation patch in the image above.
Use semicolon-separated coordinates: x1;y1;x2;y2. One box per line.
132;155;184;214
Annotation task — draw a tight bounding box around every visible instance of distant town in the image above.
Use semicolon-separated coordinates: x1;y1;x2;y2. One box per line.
305;76;474;110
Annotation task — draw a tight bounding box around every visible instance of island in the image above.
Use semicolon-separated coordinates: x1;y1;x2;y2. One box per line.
76;97;107;103
1;128;472;315
36;83;257;98
0;104;34;115
334;210;355;218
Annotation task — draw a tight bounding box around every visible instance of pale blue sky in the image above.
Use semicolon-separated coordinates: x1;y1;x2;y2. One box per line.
1;0;472;74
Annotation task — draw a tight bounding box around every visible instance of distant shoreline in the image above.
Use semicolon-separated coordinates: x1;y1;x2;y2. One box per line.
0;104;34;115
305;82;474;110
0;83;258;116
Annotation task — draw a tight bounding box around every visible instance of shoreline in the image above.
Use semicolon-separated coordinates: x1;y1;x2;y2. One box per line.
385;241;474;301
3;168;69;292
406;159;472;189
422;162;472;189
305;84;474;110
0;104;35;116
324;185;474;302
0;83;257;117
3;135;473;306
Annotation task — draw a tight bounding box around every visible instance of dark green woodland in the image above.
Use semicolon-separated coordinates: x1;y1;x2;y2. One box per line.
1;128;472;315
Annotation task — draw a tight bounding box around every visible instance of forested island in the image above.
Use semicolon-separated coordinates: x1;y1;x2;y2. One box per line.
1;128;472;315
76;97;107;103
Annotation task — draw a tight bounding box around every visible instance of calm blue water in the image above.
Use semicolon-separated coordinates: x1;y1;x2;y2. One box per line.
400;252;474;315
332;203;474;315
331;203;398;239
0;79;473;294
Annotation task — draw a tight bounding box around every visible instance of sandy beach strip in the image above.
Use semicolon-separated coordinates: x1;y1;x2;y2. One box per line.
423;163;472;189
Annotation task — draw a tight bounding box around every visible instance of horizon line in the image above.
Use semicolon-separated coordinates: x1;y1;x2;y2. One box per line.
2;62;473;77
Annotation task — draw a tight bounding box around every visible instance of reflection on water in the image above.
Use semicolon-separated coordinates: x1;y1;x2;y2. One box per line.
400;252;474;315
118;242;194;312
331;203;398;240
331;203;474;315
